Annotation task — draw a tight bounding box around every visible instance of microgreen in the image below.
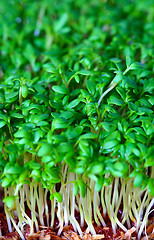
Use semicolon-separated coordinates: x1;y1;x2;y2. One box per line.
0;0;154;239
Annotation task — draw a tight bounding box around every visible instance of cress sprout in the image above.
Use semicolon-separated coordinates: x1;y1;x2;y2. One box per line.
0;0;153;239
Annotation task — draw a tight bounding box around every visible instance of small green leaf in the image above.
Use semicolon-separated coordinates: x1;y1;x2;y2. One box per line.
108;96;124;106
37;143;52;157
103;140;119;149
52;85;68;94
3;196;18;209
133;173;144;188
2;177;12;187
52;117;68;131
86;80;95;95
11;113;24;118
21;85;28;98
67;126;83;139
0;121;6;128
74;75;80;83
54;13;68;32
78;69;92;75
78;181;86;198
95;177;104;191
7;166;22;174
79;133;97;140
148;179;154;197
67;99;80;109
5;92;18;99
89;164;104;174
73;182;79;196
128;102;138;112
100;122;110;132
58;142;73;153
126;56;132;68
53;192;63;202
29;161;41;169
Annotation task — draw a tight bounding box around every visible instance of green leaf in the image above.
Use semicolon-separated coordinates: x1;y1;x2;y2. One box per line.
29;161;41;169
126;56;132;68
11;113;24;118
78;69;92;75
6;166;22;174
74;75;80;83
54;13;68;32
103;140;119;149
58;142;73;153
21;85;28;98
148;96;154;105
14;129;28;138
67;126;83;139
100;122;110;132
86;80;95;95
128;102;138;112
108;96;124;106
53;192;63;202
5;92;18;99
78;181;86;198
95;177;104;192
67;99;80;109
133;173;144;188
89;164;104;174
3;196;18;209
52;117;68;131
0;121;6;128
79;133;97;140
73;182;79;196
43;63;58;73
52;85;68;94
148;179;154;197
2;177;12;187
37;143;52;157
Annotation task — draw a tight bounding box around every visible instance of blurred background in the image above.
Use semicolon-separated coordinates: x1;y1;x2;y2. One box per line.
0;0;153;79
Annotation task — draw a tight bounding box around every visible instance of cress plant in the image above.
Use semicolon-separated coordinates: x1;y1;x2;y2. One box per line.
0;0;154;239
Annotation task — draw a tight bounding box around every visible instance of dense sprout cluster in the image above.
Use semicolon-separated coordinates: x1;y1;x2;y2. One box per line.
0;0;154;239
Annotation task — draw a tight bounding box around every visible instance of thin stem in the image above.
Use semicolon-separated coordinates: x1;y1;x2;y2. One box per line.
7;123;13;140
44;188;49;227
60;73;67;87
98;81;120;107
138;198;154;239
66;73;77;87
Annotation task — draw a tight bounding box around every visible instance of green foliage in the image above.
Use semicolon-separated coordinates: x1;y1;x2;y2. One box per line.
0;0;153;203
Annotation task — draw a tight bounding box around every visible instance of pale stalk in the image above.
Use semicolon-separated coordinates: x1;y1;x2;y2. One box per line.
136;190;149;232
57;202;64;235
9;214;25;240
30;183;39;233
80;196;96;234
63;181;69;226
94;189;106;226
105;184;117;234
44;188;49;226
138;198;154;239
4;188;12;232
76;195;84;227
69;173;82;235
50;187;56;228
101;186;106;215
36;183;45;226
92;181;101;226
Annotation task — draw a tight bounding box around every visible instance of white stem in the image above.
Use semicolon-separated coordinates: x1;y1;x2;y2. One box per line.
9;214;25;240
138;198;154;239
57;202;64;235
44;188;49;226
101;187;106;215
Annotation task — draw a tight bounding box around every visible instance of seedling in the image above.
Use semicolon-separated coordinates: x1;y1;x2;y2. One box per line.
0;0;153;239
